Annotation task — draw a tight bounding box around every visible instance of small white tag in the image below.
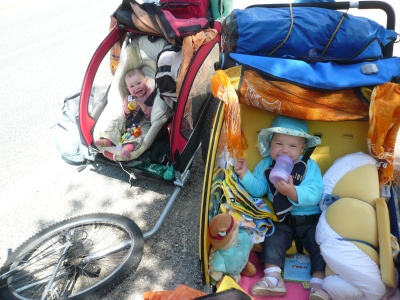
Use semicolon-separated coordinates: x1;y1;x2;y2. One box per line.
380;184;391;202
361;63;379;75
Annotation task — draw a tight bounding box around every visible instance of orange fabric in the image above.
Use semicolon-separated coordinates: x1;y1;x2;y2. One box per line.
143;290;174;300
109;15;125;75
211;70;248;158
143;284;206;300
239;70;369;121
177;28;218;96
367;82;400;185
167;284;206;299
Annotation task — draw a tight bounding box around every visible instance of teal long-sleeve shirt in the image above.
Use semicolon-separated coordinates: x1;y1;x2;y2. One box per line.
240;156;323;216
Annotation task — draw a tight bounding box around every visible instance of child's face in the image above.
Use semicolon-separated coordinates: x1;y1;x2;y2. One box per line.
125;73;148;98
270;133;306;161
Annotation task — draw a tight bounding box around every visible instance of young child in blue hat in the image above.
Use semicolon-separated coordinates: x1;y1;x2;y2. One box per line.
234;115;329;300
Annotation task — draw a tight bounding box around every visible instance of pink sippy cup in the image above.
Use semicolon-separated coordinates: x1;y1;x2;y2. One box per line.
269;155;293;184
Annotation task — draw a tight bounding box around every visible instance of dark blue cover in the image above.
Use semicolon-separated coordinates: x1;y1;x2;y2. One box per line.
224;7;398;62
229;53;400;90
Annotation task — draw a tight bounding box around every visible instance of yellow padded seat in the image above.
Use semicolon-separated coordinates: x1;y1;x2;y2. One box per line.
325;164;396;288
326;197;378;249
332;164;380;205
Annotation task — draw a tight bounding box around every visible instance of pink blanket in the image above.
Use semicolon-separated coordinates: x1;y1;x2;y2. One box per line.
239;252;309;300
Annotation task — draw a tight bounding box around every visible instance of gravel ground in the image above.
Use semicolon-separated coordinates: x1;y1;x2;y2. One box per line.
105;158;207;300
95;159;207;299
0;151;207;300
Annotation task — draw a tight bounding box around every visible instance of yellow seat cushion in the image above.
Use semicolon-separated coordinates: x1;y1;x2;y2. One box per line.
333;164;379;206
325;197;378;248
376;197;396;287
325;163;395;288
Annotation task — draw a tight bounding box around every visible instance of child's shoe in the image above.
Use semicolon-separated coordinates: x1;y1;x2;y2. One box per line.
121;144;135;159
251;268;286;297
95;138;112;147
309;284;330;300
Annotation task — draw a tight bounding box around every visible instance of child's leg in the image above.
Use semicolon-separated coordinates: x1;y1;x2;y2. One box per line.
251;223;292;297
95;138;112;147
296;224;330;300
121;143;135;159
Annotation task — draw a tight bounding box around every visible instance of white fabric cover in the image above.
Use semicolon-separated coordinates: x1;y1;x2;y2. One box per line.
320;152;377;210
322;275;364;300
316;211;386;300
151;91;172;124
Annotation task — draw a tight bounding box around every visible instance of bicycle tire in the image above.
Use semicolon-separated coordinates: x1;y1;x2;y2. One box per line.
0;213;144;300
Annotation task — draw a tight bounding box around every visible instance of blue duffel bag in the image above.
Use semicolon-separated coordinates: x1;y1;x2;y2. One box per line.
222;6;398;63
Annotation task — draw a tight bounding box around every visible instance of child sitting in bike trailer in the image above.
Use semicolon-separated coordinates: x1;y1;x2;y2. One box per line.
234;115;329;300
95;68;156;159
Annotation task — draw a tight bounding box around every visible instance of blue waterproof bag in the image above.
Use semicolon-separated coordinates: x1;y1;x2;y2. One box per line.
229;53;400;90
223;6;398;62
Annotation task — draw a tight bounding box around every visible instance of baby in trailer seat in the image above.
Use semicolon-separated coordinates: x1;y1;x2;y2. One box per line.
234;116;329;300
93;35;172;161
95;68;155;159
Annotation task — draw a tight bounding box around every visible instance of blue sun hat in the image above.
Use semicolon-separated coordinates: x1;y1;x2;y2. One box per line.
258;116;321;157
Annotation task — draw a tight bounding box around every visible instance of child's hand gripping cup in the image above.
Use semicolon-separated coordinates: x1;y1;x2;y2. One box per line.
269;155;293;184
127;101;138;111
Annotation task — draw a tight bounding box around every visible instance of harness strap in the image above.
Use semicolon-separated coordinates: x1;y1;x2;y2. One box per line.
157;65;171;73
301;145;315;162
337;238;378;252
283;213;321;226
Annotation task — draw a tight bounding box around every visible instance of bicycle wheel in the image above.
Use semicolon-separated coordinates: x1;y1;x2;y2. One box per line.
0;213;144;300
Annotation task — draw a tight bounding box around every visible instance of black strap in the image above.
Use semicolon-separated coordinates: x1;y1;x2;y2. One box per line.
283;213;321;226
301;145;315;163
144;88;157;106
337;238;378;252
157;65;171;73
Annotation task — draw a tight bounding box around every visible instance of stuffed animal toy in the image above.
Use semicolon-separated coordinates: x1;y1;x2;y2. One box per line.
208;213;256;283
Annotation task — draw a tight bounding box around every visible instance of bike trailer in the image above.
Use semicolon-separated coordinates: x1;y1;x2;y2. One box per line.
53;0;221;184
1;1;223;299
199;1;400;299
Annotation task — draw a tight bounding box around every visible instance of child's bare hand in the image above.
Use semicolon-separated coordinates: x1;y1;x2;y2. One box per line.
123;106;131;116
234;158;248;180
137;102;147;113
274;177;298;201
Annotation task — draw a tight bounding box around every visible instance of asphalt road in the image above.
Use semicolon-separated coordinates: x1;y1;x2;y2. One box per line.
1;0;399;299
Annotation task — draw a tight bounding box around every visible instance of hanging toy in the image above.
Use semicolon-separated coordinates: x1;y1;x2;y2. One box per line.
133;124;142;138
